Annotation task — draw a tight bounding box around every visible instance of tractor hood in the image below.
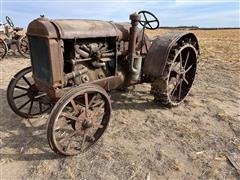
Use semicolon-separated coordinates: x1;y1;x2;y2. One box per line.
27;17;131;40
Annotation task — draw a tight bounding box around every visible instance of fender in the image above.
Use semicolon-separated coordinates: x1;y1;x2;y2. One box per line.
143;32;199;77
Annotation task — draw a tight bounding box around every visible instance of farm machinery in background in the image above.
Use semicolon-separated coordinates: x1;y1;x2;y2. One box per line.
0;16;30;60
7;11;199;156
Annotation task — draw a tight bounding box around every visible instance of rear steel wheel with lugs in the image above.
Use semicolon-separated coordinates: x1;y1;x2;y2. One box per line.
151;42;198;106
47;85;111;156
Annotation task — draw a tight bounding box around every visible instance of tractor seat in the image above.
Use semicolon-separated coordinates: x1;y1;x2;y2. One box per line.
13;27;23;32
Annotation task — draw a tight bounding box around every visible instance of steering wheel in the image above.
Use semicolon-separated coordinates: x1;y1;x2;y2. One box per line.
6;16;14;27
138;10;159;30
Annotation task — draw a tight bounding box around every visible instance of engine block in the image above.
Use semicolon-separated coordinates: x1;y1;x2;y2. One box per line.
63;38;118;86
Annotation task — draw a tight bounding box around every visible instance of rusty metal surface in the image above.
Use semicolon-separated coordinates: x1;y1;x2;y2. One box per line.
52;19;118;39
8;11;201;156
143;32;199;77
27;14;199;103
27;16;142;97
114;23;131;41
27;17;132;40
34;77;58;99
27;18;58;38
34;74;124;100
53;20;133;40
128;13;141;78
150;43;198;106
47;84;111;156
29;36;64;88
48;39;64;86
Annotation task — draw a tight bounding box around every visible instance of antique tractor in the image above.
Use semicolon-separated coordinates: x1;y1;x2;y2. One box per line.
7;11;199;156
0;16;30;60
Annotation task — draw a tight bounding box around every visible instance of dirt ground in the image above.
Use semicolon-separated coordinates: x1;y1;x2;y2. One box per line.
0;29;239;179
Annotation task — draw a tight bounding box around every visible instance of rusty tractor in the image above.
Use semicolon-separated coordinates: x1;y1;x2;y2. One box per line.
7;11;199;156
0;16;30;60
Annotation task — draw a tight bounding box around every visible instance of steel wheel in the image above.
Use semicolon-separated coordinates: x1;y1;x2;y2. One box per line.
0;38;8;60
151;42;198;106
47;85;111;156
7;67;52;118
17;36;30;58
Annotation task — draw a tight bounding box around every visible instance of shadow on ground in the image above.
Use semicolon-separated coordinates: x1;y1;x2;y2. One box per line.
0;88;63;162
0;86;166;162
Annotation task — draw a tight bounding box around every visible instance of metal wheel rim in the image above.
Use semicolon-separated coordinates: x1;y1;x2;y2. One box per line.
0;38;8;60
18;36;30;58
48;85;111;156
167;44;197;105
7;67;52;118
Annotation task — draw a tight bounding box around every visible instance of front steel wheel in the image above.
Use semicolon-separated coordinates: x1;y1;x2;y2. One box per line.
47;85;111;156
151;41;198;106
7;67;52;118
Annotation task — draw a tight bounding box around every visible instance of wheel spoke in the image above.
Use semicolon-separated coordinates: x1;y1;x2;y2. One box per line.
71;99;79;114
91;99;104;108
84;93;89;117
93;102;104;117
179;52;183;71
183;77;189;85
13;93;28;99
172;62;179;69
21;43;27;48
171;79;181;97
171;62;180;74
21;40;28;45
59;132;76;144
34;93;46;99
185;65;193;73
61;112;79;121
93;124;103;129
18;99;31;110
178;79;183;100
184;51;190;68
15;85;28;91
89;95;97;107
22;76;32;86
28;100;34;115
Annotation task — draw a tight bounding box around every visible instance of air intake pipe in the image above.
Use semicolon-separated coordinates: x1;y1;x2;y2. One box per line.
128;12;142;82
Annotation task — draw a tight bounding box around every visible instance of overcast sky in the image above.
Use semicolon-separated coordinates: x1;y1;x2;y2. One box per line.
0;0;239;28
